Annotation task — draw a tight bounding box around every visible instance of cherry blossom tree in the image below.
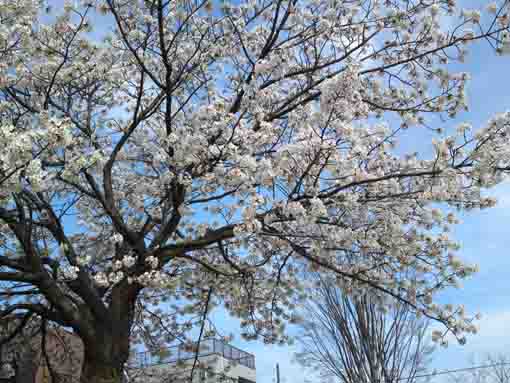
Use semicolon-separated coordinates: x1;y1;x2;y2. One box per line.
2;0;510;382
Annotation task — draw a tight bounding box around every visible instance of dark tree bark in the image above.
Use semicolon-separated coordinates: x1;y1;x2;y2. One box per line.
14;350;38;383
81;359;123;383
77;283;138;383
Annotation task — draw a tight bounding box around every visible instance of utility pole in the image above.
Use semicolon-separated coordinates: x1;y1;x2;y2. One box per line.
276;363;280;383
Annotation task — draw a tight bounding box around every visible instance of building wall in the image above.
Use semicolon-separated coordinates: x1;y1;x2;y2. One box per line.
0;318;82;383
137;354;256;383
33;329;83;383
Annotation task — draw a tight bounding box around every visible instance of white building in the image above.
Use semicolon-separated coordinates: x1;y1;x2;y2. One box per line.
133;339;256;383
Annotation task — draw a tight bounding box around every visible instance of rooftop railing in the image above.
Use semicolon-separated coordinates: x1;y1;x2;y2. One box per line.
134;338;255;370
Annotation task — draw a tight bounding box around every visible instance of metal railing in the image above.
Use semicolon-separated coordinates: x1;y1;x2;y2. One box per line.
134;338;255;370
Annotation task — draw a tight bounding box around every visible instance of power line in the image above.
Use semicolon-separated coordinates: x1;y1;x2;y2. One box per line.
399;361;510;381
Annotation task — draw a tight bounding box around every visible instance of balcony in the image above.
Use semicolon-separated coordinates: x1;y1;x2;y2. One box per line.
134;338;256;370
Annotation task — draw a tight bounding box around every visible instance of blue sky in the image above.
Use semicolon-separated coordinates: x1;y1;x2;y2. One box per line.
39;0;510;381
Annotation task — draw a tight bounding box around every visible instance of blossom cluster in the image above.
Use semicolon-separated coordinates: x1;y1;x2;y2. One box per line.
2;0;510;357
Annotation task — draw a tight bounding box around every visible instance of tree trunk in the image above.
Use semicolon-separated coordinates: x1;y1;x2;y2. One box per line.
79;328;130;383
79;281;139;383
81;359;123;383
15;346;38;383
